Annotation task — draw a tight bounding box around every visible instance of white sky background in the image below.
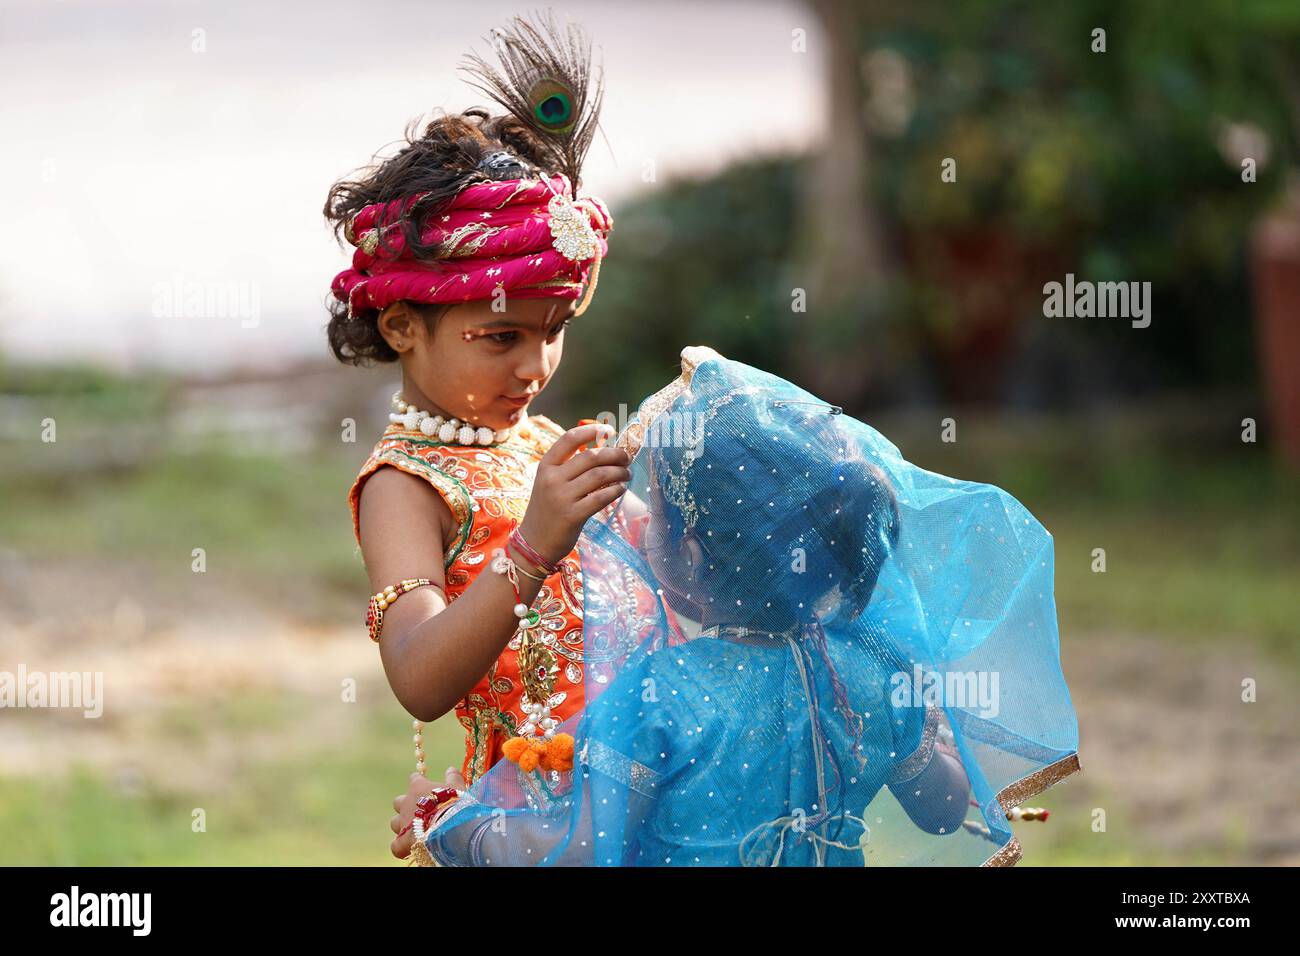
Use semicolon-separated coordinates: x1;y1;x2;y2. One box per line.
0;0;825;374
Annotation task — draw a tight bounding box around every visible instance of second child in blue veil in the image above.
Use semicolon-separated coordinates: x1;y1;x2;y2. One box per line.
421;345;1080;866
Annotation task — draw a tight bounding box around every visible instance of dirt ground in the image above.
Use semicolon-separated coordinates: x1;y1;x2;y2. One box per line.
1059;631;1300;864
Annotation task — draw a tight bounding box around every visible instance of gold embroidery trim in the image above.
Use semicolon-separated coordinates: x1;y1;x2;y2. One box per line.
980;752;1082;867
369;447;475;565
463;702;499;787
617;345;724;459
436;222;507;258
514;278;585;293
983;836;1022;867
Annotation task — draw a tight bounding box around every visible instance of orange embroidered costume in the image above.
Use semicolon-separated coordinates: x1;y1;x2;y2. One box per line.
349;415;586;787
350;414;683;787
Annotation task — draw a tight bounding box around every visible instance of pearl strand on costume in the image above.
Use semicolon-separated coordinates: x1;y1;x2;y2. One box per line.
518;698;560;739
390;392;515;446
413;718;426;776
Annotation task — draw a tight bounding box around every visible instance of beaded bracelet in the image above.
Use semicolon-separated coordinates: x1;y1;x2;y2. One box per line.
397;789;460;839
367;578;444;643
404;787;463;867
417;794;481;867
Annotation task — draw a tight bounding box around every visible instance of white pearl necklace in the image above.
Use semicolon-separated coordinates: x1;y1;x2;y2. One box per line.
390;392;516;446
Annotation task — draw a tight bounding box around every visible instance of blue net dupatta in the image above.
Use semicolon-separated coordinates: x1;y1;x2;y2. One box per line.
425;345;1080;866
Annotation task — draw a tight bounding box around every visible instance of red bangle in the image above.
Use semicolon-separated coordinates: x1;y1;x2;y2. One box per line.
400;787;460;838
418;789;460;826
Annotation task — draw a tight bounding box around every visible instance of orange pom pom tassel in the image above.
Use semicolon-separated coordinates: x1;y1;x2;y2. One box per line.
502;736;531;763
546;733;575;771
504;733;574;773
507;737;546;772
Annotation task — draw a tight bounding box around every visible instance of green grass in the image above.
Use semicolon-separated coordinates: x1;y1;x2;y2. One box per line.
0;444;368;623
0;699;469;866
1051;505;1299;666
1013;780;1257;867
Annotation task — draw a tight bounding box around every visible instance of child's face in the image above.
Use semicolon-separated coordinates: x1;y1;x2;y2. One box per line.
641;463;708;621
394;297;575;430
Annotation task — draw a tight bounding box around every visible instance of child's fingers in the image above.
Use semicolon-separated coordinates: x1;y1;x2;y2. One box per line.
576;418;617;449
393;794;405;813
391;832;413;860
576;480;627;518
570;464;633;501
556;444;630;480
542;423;616;466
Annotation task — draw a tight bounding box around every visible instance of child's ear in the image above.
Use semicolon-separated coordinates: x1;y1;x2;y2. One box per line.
681;531;708;585
377;302;420;349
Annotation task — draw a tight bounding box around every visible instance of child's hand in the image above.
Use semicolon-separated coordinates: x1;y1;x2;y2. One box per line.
519;423;631;565
390;766;466;860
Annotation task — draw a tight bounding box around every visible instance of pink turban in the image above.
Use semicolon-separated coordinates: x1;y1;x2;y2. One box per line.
331;173;612;319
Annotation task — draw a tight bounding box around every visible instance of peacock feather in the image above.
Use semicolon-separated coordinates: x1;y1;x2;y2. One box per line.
459;10;605;194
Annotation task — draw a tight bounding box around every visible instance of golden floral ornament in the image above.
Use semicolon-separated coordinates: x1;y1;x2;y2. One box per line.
547;192;599;261
516;626;562;712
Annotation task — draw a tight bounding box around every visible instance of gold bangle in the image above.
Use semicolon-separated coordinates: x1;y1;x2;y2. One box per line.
367;578;445;643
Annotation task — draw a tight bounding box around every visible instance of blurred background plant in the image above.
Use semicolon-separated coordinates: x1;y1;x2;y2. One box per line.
566;0;1300;414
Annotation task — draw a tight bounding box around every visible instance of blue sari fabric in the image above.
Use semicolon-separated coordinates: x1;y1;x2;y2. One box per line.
426;345;1080;866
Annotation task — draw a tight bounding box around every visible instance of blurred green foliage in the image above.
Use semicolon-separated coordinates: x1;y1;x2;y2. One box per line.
875;0;1300;392
562;157;805;417
565;0;1300;410
0;360;173;422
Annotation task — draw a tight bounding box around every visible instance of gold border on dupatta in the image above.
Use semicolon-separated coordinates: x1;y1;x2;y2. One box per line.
980;752;1082;867
617;345;723;459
